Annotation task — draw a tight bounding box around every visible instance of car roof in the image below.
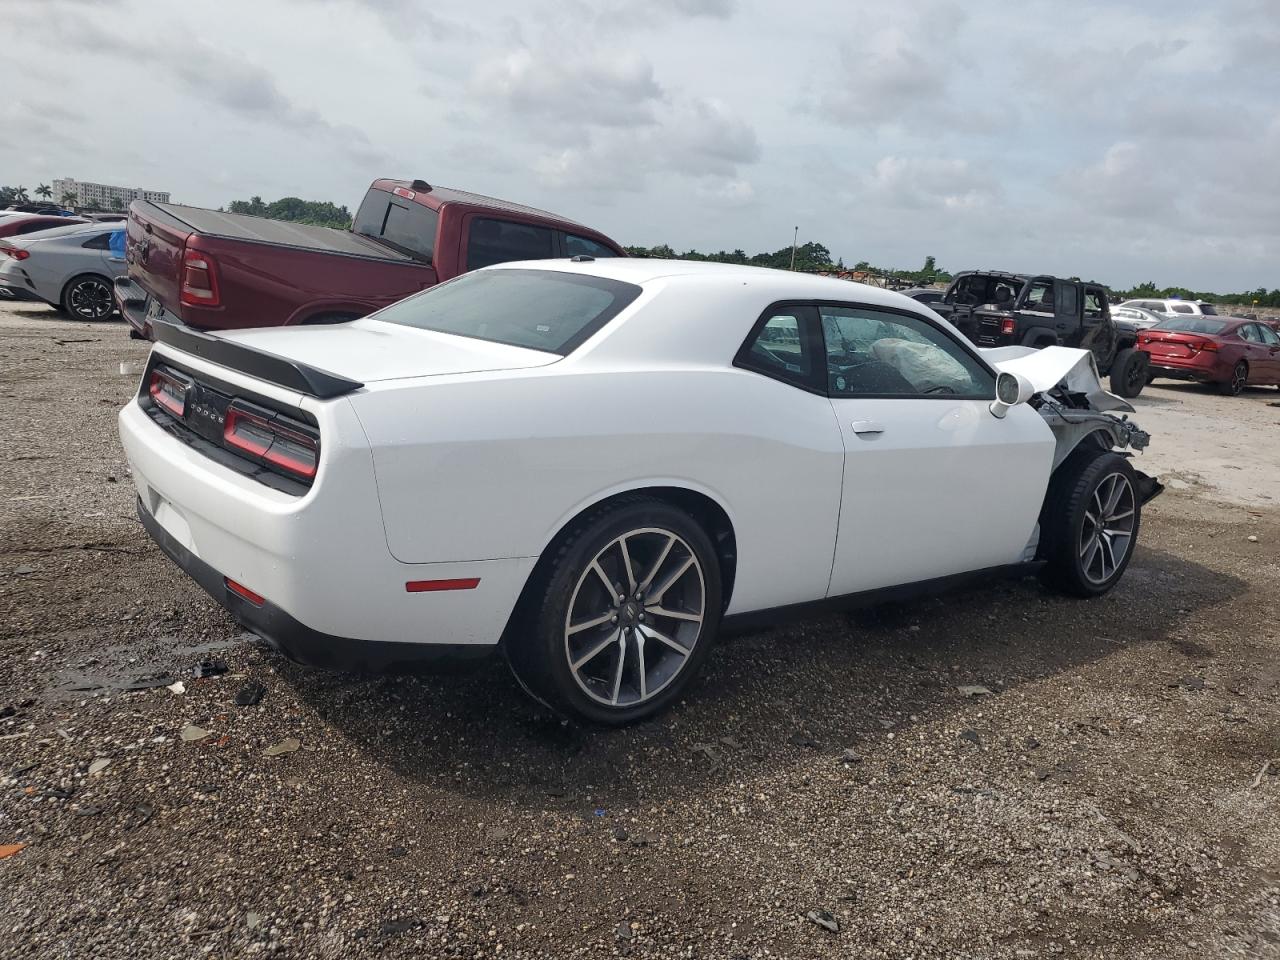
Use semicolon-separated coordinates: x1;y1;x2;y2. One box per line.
487;257;936;310
8;222;115;245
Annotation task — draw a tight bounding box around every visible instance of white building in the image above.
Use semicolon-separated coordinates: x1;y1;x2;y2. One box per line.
52;178;170;210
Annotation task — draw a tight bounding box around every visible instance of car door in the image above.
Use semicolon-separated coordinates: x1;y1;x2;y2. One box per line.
820;302;1055;596
1255;323;1280;382
1238;323;1276;383
1080;286;1115;368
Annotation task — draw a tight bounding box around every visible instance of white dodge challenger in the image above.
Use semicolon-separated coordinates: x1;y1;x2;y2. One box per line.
119;258;1159;723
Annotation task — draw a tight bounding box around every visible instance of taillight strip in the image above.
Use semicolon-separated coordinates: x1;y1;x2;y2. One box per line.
223;401;319;482
405;578;482;593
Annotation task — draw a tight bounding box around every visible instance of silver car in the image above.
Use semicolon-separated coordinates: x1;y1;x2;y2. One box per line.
1111;305;1166;333
0;223;126;320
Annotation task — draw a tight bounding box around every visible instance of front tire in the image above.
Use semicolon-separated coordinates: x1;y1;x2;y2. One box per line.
1040;450;1141;597
506;498;722;725
1109;348;1147;398
1217;361;1248;396
61;274;115;321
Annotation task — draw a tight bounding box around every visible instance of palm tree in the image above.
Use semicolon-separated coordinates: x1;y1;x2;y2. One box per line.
14;186;29;202
60;191;78;207
36;183;52;200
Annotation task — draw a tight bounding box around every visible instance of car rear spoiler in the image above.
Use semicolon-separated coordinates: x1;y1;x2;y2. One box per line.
152;320;364;399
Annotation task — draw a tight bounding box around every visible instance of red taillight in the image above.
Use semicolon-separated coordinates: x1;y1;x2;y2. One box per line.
223;403;319;481
180;247;221;308
1197;338;1219;352
1000;317;1016;336
5;248;30;261
148;367;190;418
225;578;265;606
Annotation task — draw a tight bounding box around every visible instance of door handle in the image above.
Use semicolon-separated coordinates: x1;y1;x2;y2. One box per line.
852;420;885;435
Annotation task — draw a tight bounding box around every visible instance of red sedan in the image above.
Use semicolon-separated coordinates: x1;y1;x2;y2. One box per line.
0;214;88;238
1139;316;1280;396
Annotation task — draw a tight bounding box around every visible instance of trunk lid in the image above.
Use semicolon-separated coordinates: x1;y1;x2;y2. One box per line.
215;318;559;383
1140;331;1215;359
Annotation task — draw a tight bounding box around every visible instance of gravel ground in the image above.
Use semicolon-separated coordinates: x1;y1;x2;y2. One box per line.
2;301;1280;959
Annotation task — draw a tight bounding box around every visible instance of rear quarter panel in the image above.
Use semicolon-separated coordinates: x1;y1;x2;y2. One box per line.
349;365;847;615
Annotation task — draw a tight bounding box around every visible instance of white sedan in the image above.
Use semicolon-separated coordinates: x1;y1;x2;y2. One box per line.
119;259;1159;723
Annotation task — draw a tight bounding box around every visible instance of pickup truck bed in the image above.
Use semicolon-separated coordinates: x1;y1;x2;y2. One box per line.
147;204;411;262
116;179;626;338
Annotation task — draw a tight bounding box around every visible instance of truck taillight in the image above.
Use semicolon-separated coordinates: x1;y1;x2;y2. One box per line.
148;366;191;418
224;402;319;481
1000;317;1016;336
180;247;221;308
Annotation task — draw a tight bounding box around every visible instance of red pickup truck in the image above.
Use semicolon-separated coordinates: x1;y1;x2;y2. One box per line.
114;178;626;339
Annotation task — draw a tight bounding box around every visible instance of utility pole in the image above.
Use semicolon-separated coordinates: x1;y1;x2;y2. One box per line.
789;226;798;271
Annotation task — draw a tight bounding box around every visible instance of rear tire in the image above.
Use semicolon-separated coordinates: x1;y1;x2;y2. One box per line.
505;497;722;725
1216;361;1248;396
1109;348;1147;398
61;274;115;321
1039;450;1141;598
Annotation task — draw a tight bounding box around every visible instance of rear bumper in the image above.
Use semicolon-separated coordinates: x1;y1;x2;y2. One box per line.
137;497;492;670
1141;350;1226;383
114;276;159;338
119;394;533;664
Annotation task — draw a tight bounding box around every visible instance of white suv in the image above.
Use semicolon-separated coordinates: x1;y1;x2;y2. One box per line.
1119;298;1219;317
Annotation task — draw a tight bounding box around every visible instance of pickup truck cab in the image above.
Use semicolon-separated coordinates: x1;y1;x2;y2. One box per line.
932;271;1148;397
115;178;625;338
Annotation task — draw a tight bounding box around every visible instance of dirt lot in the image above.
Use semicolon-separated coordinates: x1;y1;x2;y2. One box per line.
2;301;1280;960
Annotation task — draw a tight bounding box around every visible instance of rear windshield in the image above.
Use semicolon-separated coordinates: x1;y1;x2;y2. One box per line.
1153;317;1227;335
372;268;642;355
352;190;438;262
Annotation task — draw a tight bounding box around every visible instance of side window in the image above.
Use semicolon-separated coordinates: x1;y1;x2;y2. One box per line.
564;234;618;259
820;305;994;398
1172;303;1193;314
1239;324;1261;343
737;309;814;389
1258;324;1280;346
466;218;555;271
82;233;112;250
1058;283;1079;317
16;221;52;235
1084;289;1104;320
1024;280;1054;312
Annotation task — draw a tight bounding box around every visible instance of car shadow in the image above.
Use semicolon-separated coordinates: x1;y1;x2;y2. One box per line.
281;545;1244;813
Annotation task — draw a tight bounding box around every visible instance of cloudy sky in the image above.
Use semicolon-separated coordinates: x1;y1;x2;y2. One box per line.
3;0;1277;291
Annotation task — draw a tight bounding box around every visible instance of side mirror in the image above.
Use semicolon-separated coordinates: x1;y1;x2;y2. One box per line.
990;371;1035;419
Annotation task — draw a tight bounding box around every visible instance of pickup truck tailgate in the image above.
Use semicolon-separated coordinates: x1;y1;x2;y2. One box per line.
125;202;191;314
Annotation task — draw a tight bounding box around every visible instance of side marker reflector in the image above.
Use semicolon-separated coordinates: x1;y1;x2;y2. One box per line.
405;578;481;593
225;578;265;606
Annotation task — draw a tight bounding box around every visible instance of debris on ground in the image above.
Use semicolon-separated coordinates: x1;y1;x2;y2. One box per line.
806;909;839;933
87;758;110;775
180;725;210;742
0;844;26;860
1251;759;1279;788
264;737;300;757
234;682;265;707
957;684;994;698
166;681;186;695
192;660;228;679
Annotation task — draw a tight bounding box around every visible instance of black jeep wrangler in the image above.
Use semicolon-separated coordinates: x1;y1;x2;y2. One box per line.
931;271;1149;398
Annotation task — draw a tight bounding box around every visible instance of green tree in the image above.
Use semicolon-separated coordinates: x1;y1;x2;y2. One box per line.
60;190;79;207
36;183;52;200
226;195;352;229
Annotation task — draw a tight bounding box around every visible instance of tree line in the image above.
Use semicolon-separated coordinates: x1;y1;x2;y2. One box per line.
4;182;1278;306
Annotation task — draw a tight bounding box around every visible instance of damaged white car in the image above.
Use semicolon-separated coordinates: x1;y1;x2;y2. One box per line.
118;259;1160;724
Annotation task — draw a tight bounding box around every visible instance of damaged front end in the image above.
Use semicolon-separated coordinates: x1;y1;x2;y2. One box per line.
984;346;1163;505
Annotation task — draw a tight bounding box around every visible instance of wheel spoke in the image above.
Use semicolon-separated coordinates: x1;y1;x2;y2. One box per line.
567;611;614;635
638;622;689;656
572;629;620;671
1104;476;1126;515
1082;536;1101;573
633;629;647;700
610;632;626;704
590;560;616;598
618;536;638;594
1107;508;1134;523
639;535;676;593
648;555;694;603
644;604;701;623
